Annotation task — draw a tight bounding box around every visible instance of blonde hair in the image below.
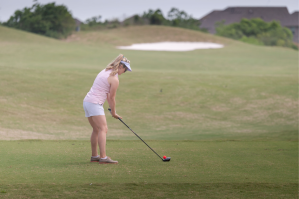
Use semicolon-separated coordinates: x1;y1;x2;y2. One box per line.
105;54;130;76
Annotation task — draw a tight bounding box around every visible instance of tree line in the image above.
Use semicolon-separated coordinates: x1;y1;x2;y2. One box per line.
1;1;297;50
1;2;205;38
82;8;206;32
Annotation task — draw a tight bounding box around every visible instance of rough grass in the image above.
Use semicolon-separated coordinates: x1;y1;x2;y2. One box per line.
0;25;297;141
64;25;235;46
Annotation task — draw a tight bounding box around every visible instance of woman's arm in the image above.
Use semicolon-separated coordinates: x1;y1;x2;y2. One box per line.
107;93;112;109
107;76;122;119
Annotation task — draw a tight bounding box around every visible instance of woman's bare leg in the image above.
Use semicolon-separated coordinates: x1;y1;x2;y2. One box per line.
88;115;108;158
88;117;98;156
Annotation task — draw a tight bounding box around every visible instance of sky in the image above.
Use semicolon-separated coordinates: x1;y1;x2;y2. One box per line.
0;0;298;22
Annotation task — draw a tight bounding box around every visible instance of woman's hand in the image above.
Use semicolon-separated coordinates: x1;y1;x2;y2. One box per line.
108;108;122;119
112;113;122;119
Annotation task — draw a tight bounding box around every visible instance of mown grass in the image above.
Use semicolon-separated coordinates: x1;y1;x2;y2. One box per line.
0;140;297;198
1;183;297;199
0;25;298;198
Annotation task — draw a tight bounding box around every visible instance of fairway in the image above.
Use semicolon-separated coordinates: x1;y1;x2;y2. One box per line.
0;140;297;198
0;25;298;198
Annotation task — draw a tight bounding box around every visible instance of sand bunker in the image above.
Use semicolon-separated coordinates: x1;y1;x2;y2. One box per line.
117;42;223;51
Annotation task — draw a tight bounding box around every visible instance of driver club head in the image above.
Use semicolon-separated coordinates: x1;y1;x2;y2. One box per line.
162;157;171;162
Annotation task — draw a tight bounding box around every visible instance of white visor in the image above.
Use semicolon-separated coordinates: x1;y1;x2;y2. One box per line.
120;61;132;72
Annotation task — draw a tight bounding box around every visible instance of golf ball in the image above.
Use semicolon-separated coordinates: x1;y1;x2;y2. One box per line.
163;156;166;159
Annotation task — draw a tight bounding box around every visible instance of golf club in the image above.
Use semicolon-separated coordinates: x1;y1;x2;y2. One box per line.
108;108;171;162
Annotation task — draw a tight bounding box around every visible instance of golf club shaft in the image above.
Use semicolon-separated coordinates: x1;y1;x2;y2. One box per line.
118;118;163;161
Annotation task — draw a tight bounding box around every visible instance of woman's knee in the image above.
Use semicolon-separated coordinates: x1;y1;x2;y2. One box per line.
93;125;107;134
92;126;101;133
101;125;108;134
97;125;107;134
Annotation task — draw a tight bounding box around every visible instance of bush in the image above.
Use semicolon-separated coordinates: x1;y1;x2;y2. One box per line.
240;36;263;45
291;44;298;50
216;18;295;49
257;27;293;46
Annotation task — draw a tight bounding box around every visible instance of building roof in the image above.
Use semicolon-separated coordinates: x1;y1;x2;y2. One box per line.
284;11;299;27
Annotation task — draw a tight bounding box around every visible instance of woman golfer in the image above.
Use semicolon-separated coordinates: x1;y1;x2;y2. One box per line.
83;54;131;164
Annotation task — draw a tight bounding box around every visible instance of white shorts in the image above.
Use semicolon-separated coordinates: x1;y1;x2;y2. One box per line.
83;101;105;117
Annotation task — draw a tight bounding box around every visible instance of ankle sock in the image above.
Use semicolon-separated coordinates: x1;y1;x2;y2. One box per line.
92;155;99;158
101;156;107;160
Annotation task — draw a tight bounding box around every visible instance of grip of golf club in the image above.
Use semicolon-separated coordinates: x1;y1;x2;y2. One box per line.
108;108;119;119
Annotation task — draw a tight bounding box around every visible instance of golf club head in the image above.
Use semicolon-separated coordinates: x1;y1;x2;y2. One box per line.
162;157;171;162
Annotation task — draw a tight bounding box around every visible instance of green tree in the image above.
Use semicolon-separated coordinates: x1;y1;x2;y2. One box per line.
3;1;75;39
167;7;204;31
148;9;166;25
85;15;102;27
141;8;204;31
142;9;166;25
167;8;188;26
